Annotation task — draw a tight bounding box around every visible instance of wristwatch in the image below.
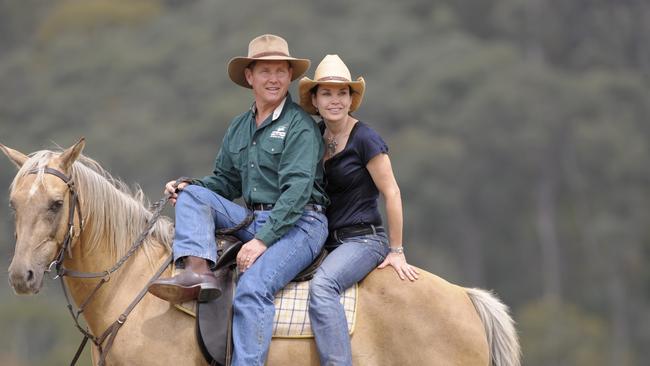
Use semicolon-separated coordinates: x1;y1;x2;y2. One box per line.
390;246;404;254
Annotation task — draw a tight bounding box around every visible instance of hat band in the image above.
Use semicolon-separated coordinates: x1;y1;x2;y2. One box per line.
316;76;351;82
250;51;291;58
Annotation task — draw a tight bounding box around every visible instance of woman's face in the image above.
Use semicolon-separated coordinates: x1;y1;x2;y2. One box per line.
312;84;352;123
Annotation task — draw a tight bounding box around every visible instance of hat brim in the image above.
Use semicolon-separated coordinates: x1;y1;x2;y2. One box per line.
298;77;365;115
227;56;310;88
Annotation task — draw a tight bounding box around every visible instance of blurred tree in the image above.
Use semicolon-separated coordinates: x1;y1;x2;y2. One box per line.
1;0;649;365
518;299;611;366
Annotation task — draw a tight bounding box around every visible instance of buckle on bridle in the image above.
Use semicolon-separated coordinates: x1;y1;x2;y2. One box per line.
46;260;61;280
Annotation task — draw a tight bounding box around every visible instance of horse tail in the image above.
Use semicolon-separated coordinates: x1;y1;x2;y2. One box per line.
466;288;521;366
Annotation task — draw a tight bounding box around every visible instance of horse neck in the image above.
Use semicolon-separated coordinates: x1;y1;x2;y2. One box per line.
61;178;172;333
63;231;171;334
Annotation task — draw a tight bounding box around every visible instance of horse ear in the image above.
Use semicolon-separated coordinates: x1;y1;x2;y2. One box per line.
0;144;29;168
60;137;86;171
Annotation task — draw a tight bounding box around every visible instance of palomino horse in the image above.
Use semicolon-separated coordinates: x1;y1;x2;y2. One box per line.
1;139;521;366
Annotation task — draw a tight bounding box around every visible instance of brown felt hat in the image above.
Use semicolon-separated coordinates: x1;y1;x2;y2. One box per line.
298;55;365;115
227;34;310;88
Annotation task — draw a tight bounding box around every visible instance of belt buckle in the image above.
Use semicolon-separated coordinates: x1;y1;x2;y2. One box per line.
370;224;377;235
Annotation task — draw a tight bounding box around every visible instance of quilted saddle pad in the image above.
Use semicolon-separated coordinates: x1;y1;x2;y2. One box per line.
173;268;358;338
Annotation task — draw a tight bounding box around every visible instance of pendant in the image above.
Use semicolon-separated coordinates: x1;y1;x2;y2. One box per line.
326;136;338;156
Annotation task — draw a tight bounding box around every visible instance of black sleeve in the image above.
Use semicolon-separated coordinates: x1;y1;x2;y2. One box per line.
357;124;389;165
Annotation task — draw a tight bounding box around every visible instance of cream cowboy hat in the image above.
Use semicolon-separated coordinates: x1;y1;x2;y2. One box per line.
298;54;366;115
227;34;311;88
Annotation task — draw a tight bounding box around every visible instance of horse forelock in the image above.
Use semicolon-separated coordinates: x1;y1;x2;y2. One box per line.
10;149;173;266
10;151;53;194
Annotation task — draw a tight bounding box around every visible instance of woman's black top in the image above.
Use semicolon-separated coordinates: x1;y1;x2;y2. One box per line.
320;121;389;231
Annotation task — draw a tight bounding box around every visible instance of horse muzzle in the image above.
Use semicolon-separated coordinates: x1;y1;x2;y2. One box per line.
8;261;45;295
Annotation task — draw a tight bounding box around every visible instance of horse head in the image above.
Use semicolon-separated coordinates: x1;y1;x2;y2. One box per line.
1;138;85;294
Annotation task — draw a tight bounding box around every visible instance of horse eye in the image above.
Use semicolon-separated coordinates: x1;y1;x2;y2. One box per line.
49;200;64;212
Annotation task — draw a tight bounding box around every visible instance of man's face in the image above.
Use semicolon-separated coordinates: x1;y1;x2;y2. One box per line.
245;60;293;107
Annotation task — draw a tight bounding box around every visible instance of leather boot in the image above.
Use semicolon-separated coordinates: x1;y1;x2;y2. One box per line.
148;256;221;304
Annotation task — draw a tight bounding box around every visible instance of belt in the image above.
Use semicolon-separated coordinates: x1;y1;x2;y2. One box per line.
331;224;385;243
246;203;325;213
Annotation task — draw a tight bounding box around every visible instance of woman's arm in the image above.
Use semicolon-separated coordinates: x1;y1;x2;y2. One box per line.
366;153;419;281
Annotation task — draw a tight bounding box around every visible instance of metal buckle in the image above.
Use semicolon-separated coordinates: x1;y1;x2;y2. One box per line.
46;260;60;280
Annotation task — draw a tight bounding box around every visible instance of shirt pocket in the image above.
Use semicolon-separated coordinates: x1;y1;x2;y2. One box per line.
259;138;285;169
227;139;248;172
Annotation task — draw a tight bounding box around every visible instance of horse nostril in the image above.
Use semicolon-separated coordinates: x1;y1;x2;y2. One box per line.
27;270;34;282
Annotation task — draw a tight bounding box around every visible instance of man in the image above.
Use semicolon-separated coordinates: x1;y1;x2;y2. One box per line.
148;34;329;365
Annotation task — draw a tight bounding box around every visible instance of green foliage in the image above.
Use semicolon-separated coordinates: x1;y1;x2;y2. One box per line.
518;299;611;366
1;0;649;365
0;291;92;365
37;0;161;42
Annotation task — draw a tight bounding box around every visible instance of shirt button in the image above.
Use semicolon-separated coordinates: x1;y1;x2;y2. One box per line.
253;141;256;145
253;187;257;191
250;163;254;167
271;148;275;152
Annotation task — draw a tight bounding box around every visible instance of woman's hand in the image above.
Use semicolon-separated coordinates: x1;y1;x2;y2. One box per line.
378;252;419;281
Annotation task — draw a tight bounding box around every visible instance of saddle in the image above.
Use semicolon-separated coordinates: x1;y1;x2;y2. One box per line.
195;235;328;366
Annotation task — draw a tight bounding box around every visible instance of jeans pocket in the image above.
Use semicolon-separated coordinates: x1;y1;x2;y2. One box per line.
357;234;390;260
294;213;327;253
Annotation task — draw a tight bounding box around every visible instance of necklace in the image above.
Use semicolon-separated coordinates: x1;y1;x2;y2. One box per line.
324;116;352;158
326;136;338;157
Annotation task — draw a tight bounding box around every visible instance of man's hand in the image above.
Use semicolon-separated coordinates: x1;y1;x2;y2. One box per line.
164;180;189;205
237;238;267;272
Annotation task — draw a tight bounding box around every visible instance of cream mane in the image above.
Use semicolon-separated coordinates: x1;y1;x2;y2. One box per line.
11;150;173;265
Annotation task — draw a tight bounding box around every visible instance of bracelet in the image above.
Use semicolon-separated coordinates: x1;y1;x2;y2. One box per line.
389;246;404;254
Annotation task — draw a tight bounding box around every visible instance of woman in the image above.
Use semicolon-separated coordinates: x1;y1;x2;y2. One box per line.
299;55;419;365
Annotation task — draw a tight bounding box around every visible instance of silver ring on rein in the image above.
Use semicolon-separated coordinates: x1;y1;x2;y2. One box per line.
46;260;60;280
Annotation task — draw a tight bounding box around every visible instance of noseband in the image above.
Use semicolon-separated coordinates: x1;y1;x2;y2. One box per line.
27;167;83;277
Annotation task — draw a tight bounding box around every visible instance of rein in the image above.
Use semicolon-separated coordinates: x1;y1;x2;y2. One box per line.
28;167;173;366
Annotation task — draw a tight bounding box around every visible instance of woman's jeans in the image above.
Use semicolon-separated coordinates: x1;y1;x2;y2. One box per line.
172;185;328;366
309;231;390;366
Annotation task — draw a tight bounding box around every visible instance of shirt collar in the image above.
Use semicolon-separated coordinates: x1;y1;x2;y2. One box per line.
250;95;289;122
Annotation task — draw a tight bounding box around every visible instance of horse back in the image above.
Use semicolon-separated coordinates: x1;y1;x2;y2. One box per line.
267;267;490;366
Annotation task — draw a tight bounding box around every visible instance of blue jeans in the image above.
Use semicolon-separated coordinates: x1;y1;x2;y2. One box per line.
172;185;328;365
309;232;390;366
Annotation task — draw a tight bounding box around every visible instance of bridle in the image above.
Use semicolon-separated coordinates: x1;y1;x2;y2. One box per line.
27;167;84;277
27;167;172;366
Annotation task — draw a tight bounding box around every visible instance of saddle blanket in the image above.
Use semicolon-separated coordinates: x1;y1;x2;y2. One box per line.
175;279;358;338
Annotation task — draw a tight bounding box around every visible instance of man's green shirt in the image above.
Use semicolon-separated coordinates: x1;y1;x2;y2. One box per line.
192;94;329;246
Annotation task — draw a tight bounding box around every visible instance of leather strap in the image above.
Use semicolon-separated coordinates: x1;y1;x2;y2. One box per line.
246;203;325;213
331;224;385;243
27;167;176;365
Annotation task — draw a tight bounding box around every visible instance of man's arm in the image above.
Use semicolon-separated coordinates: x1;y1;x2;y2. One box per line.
192;132;242;200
